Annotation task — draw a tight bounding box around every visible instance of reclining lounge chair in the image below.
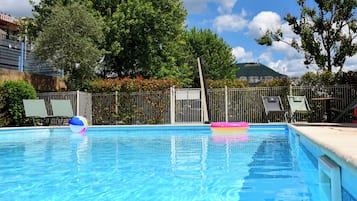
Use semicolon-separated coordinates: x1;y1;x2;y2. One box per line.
50;99;74;125
262;96;288;123
287;95;310;123
23;99;52;126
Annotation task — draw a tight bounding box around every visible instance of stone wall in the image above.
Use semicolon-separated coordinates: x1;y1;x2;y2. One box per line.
0;69;66;91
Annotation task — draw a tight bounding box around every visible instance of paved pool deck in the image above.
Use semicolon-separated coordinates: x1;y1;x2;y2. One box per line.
289;123;357;174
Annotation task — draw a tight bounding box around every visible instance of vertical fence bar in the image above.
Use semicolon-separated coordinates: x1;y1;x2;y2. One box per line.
170;86;175;124
76;90;80;116
225;86;228;122
201;90;204;123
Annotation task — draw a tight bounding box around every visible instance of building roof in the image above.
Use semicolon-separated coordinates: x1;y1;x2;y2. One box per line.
236;62;286;77
0;14;19;32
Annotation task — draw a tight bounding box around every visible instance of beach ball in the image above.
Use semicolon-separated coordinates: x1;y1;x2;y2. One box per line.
69;116;88;133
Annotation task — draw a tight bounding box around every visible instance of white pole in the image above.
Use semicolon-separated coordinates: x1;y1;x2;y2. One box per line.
225;86;228;122
170;86;175;124
76;90;80;116
201;91;204;123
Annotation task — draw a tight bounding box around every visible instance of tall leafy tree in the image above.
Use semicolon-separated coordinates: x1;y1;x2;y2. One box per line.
84;0;119;17
32;2;104;90
256;0;357;72
29;0;75;39
106;0;188;78
185;28;237;87
28;0;207;87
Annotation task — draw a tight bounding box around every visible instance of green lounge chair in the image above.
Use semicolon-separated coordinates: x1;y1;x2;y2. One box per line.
287;96;310;122
262;96;288;122
50;99;74;125
23;99;51;126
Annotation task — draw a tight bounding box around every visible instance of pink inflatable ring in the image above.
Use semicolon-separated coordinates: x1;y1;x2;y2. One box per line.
210;121;249;132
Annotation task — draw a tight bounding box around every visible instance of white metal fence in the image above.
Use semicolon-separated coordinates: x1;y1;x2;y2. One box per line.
38;85;357;125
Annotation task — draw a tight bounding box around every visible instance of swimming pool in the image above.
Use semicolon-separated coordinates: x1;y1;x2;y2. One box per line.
0;125;347;200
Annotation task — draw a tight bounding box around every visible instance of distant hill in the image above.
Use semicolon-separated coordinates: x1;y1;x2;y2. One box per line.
236;63;285;77
235;63;287;86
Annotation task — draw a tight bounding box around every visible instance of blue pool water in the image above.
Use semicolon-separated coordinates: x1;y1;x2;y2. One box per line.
0;126;327;200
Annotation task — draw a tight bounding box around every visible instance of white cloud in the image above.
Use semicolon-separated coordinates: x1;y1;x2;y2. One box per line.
0;0;38;17
271;41;301;60
345;55;357;71
216;0;238;14
266;58;312;77
232;46;254;62
247;11;281;38
258;51;273;64
280;23;298;40
213;13;248;33
258;49;311;77
182;0;238;14
182;0;210;14
246;12;312;77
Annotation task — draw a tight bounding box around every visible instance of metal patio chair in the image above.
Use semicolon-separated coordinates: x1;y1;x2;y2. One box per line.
287;96;311;123
23;99;52;126
261;96;288;123
50;99;74;125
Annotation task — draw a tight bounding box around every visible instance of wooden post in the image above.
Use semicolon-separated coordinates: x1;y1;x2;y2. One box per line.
197;58;210;123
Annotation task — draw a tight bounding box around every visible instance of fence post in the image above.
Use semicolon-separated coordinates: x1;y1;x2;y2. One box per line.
115;91;118;115
170;86;175;124
76;90;80;116
225;86;228;122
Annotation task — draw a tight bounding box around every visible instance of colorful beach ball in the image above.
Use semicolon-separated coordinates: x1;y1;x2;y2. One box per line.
69;116;88;133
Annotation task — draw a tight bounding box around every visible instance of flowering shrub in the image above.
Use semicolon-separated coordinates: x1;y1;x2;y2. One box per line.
89;77;180;93
206;79;249;88
90;77;178;124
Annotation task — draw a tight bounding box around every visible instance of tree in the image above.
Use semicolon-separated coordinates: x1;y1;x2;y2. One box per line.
29;0;75;39
29;1;215;87
105;0;189;78
256;0;357;72
185;28;237;87
335;70;357;85
32;2;104;90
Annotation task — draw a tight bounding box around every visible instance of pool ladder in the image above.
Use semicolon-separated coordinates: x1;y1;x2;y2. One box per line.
318;155;341;201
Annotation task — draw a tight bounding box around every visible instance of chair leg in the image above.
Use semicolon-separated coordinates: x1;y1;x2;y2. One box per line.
44;118;50;126
58;117;64;125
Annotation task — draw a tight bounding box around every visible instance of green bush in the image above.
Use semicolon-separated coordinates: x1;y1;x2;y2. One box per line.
0;80;37;126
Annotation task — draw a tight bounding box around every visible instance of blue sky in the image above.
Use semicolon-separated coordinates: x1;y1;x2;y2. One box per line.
183;0;357;77
1;0;356;77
